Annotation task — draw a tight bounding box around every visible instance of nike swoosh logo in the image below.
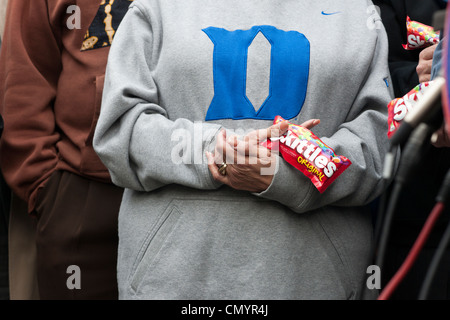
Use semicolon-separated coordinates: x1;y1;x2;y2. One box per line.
321;11;342;15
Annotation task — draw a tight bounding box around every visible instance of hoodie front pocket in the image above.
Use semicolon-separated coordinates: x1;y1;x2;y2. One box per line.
125;197;354;299
130;202;183;292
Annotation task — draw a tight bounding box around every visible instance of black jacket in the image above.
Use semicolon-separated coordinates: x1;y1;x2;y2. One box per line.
373;0;450;300
373;0;446;97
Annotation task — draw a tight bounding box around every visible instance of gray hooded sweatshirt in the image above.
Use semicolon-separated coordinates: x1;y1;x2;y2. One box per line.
94;0;394;299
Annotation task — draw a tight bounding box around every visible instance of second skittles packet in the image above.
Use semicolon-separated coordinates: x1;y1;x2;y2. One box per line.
402;16;440;50
387;81;432;138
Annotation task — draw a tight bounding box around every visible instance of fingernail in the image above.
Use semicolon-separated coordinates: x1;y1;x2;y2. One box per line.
431;132;438;144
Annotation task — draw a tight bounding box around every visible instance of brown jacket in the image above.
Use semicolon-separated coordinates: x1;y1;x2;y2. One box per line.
0;0;132;213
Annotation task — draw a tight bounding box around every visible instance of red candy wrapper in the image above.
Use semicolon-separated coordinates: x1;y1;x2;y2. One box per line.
261;116;352;193
387;81;432;138
402;16;440;50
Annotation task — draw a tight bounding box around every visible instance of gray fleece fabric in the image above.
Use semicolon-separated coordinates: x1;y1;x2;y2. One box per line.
94;0;395;299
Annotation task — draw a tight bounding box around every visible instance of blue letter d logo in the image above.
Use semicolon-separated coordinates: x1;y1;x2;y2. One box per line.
203;25;310;121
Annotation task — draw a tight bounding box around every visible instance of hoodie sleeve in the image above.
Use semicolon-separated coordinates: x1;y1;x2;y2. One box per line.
255;10;399;213
93;4;223;192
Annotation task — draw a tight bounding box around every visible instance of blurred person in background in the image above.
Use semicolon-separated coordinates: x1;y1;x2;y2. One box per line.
373;0;450;299
0;0;10;300
0;0;133;299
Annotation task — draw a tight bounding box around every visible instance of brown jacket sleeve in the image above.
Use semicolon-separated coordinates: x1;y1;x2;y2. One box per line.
0;0;63;213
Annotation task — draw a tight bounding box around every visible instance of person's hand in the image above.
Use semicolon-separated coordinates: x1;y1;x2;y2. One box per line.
416;44;438;83
206;119;320;193
431;124;450;148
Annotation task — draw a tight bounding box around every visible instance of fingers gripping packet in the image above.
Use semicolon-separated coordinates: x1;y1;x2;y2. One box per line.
261;116;352;193
402;16;440;50
387;81;432;138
